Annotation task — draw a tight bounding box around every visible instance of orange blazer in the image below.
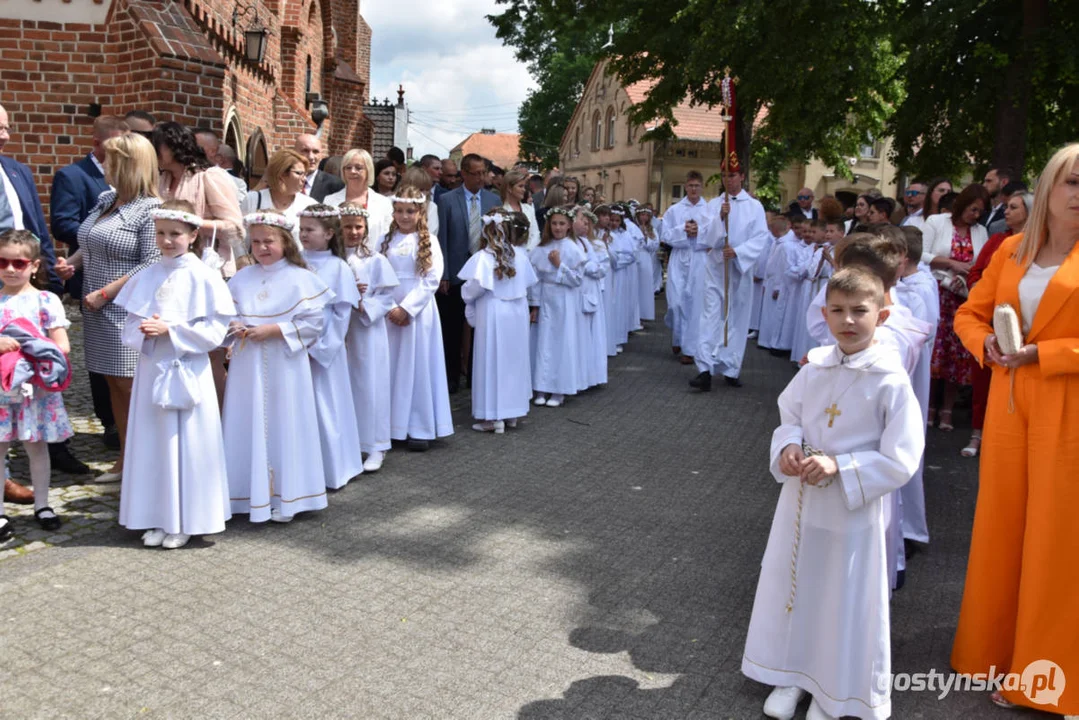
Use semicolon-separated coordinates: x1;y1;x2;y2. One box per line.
955;233;1079;377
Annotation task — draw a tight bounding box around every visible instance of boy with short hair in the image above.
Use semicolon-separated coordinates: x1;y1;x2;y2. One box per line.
742;267;924;720
788;219;834;364
757;215;799;353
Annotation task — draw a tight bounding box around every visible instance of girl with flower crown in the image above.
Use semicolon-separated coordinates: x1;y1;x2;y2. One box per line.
224;211;331;523
593;205;622;357
572;206;609;387
113;200;237;549
340;202;399;471
298;204;365;489
608;206;641;342
529;206;586;407
381;186;453;451
458;209;538;433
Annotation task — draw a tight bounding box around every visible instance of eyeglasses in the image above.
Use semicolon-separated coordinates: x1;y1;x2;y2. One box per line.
905;189;924;197
797;195;812;201
0;258;33;271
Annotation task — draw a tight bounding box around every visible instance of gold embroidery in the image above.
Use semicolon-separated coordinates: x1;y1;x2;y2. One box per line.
742;654;887;709
235;287;330;318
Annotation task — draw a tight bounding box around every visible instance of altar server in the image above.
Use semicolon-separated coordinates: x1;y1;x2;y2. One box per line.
742;267;923;720
459;209;538;432
748;216;776;337
662;172;713;362
298;205;364;489
382;186;453;451
757;216;798;352
529;207;585;407
691;165;771;390
224;211;331;523
116;201;236;548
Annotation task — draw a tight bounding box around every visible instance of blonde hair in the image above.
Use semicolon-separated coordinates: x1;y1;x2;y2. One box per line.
247;210;306;268
339;201;372;258
104;134;160;202
500;168;529;203
401;165;433;195
264;149;309;194
479;209;517;280
157;198;204;256
826;267;885;306
381;186;433;274
340;148;375;187
1016;143;1079;268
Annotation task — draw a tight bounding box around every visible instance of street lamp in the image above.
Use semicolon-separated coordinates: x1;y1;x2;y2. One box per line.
233;2;269;64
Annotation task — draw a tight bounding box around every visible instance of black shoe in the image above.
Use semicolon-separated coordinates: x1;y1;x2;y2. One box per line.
904;539;923;559
407;439;430;452
34;506;62;531
103;425;121;450
895;569;906;591
769;348;788;357
48;443;92;475
689;372;711;391
724;376;744;388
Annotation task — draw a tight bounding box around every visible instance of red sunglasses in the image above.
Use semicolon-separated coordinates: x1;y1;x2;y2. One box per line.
0;258;33;271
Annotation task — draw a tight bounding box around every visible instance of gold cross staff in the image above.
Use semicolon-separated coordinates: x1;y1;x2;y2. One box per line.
824;403;842;428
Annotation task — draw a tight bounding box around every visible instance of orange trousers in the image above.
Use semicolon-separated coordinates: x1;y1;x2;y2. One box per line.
951;361;1079;714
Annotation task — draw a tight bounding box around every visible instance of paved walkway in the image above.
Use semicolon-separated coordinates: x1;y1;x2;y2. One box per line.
2;301;1040;719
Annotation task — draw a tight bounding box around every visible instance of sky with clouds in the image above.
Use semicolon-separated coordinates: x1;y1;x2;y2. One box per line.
363;0;536;159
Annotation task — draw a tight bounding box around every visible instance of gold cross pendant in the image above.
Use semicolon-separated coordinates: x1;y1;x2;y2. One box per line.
825;403;841;428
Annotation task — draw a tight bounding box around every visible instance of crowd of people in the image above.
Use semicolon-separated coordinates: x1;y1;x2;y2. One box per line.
0;99;1076;717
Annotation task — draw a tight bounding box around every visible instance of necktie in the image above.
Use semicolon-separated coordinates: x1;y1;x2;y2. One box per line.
468;194;481;253
0;179;14;231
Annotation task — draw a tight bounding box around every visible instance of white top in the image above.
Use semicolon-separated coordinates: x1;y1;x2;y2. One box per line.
239;189;318;247
323;188;394;255
1018;262;1059;334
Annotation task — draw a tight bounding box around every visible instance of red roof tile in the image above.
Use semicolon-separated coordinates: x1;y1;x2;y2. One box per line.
624;79;727;143
452;132;522;170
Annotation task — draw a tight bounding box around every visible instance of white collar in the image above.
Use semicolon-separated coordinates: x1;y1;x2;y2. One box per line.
90;153;105;176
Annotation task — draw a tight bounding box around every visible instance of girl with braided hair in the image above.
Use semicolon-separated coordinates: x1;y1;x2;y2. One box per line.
458;209;538;433
381;186;453;450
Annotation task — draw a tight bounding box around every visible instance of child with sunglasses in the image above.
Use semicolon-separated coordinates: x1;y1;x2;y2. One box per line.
0;230;74;540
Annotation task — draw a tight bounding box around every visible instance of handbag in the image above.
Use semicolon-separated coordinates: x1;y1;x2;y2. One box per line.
152;357;200;410
938;270;969;299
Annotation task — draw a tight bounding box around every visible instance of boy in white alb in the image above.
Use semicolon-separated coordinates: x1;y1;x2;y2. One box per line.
742;267;924;720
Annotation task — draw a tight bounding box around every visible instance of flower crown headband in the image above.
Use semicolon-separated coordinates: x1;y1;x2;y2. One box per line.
481;213;507;226
547;207;573;221
298;207;340;219
151;209;203;227
338;206;369;218
610;207;626;216
244;212;295;231
390;195;426;204
569;207;598;224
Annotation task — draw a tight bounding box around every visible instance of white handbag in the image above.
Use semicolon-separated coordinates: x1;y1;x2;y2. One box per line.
152;357;200;410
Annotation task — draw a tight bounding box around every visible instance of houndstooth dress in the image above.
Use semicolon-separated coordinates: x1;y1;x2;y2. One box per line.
77;191;162;377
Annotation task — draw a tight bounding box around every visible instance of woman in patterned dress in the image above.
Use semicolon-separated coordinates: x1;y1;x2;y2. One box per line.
55;133;162;483
921;184;989;431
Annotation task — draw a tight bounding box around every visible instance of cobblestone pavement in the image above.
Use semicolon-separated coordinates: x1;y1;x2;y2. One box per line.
1;299;1050;719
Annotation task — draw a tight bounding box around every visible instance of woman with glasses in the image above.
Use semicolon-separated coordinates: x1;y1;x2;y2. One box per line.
324;148;393;253
239;149;317;246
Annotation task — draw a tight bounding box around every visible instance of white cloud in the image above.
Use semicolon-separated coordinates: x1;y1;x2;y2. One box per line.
362;0;537;158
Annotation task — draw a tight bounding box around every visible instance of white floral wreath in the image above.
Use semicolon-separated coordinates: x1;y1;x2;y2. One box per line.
298;207;341;219
338;206;370;218
243;212;295;231
389;195;426;204
151;209;203;227
481;213;506;226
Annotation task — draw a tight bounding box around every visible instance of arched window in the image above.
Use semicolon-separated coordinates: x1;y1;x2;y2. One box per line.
246;128;269;188
574;125;581;155
591;111;602;151
605;106;616;149
627;122;636;145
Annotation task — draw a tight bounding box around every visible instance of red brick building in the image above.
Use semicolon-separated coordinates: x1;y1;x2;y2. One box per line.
0;0;375;205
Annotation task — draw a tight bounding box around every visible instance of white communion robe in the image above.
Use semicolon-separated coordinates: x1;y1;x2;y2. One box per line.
662;196;713;352
529;238;586;395
224;259;331;522
757;231;798;350
609;225;639;339
788;243;831;363
459;245;538;421
304;249;365;489
571;238;596;390
749;231;776;331
384;231;454;441
776;240;814;353
742;342;924;720
635;224;658;321
643;221;663;292
582;238;611;384
346;251;399;454
115;253;236;536
600;236;621;356
695;191;771;378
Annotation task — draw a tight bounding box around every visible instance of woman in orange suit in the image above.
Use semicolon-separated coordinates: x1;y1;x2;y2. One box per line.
952;143;1079;717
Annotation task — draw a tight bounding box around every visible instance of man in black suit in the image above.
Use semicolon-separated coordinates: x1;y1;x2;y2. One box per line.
420;154;446;201
294;133;344;202
50;115;128;459
787;187;818;220
981;167;1012;228
435;153;501;393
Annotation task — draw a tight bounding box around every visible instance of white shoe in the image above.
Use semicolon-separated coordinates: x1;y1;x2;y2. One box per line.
142;529;166;547
616;346;624;354
748;330;759;339
472;421;497;433
805;697;837;720
162;533;190;549
493;420;505;434
362;451;384;472
763;686;806;720
270;508;292;523
546;394;564;408
96;472;122;484
534;395;548;406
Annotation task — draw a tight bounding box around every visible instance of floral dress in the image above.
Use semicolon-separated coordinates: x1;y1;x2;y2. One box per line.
0;291;74;443
930;228;974;385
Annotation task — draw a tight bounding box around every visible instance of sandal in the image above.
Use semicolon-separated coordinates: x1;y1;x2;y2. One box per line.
938;410;954;432
0;514;12;541
990;691;1017;709
34;506;62;532
961;433;982;458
